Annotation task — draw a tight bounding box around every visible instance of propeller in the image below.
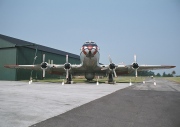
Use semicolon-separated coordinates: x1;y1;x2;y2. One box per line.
40;54;48;78
132;54;139;77
108;55;117;77
42;54;45;78
30;46;38;83
64;55;71;79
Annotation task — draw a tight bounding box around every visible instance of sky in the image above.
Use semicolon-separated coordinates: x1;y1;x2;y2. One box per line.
0;0;179;75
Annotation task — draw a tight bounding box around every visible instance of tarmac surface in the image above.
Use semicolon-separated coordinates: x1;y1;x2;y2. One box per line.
1;78;180;127
0;80;129;127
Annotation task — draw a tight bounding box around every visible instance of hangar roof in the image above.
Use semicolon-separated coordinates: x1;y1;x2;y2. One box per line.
0;34;79;59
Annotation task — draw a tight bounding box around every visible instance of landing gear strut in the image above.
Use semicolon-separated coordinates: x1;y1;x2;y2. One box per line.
66;74;72;84
108;74;116;84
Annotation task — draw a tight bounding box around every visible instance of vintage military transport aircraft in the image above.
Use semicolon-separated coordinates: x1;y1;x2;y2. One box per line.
4;41;175;84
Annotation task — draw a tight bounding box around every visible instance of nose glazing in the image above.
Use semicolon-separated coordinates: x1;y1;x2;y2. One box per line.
88;45;93;50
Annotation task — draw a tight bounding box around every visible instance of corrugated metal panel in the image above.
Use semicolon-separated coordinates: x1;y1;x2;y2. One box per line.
0;48;16;80
0;38;15;48
16;47;40;80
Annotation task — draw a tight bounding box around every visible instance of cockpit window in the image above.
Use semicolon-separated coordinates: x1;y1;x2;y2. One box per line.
84;41;96;45
83;44;97;47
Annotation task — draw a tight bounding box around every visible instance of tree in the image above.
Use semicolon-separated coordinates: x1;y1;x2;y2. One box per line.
162;72;173;77
156;73;161;77
172;70;176;77
163;72;166;77
124;70;155;76
167;73;173;77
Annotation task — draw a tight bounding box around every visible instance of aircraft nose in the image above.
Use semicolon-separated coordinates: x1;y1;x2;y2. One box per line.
88;45;93;50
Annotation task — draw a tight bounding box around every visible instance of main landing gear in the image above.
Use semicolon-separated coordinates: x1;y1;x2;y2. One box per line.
107;74;116;84
66;74;73;84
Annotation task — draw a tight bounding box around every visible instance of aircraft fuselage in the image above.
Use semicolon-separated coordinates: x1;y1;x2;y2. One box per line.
80;42;100;80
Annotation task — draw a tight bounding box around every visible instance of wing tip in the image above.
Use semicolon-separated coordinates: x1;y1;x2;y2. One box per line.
4;65;9;68
171;66;176;68
161;65;176;68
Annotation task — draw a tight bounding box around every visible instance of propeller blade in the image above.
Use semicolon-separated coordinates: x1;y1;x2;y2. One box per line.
30;46;38;82
43;69;45;78
135;69;138;77
108;55;117;77
113;69;117;77
108;55;112;64
34;56;37;60
66;55;68;63
134;54;137;63
43;54;45;63
66;69;69;79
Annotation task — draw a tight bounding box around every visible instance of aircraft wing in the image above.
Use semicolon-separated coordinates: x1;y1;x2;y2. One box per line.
51;64;83;75
4;64;83;74
4;63;85;81
136;65;175;71
98;55;175;76
127;64;175;77
4;65;41;70
4;64;175;75
99;64;129;75
99;64;175;76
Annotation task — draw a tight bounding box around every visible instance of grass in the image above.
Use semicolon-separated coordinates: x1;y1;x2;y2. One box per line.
23;76;180;84
164;77;180;84
115;76;145;83
30;76;145;84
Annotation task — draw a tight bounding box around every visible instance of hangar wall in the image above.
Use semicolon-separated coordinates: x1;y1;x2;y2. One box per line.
0;38;17;80
0;34;80;81
0;48;17;80
16;47;42;80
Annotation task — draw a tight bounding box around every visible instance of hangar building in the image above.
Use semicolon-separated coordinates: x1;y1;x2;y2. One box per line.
0;34;80;81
